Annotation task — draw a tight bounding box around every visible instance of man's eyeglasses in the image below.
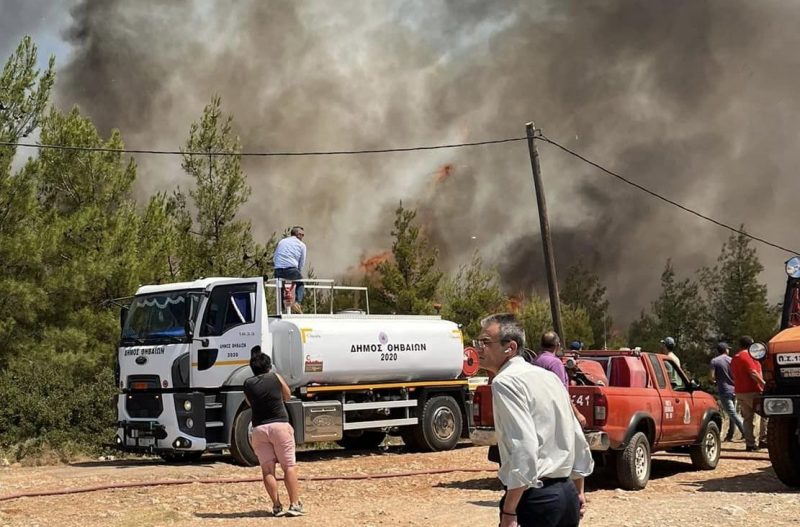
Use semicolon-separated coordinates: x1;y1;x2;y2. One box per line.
472;338;508;350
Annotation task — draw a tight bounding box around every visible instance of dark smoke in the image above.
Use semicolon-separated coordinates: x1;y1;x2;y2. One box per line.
13;0;800;321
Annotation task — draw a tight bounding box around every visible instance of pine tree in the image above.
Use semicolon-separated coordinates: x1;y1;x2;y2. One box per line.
372;203;443;314
518;294;593;350
176;96;274;278
701;228;779;343
560;263;612;348
628;260;709;376
439;253;506;340
0;37;55;366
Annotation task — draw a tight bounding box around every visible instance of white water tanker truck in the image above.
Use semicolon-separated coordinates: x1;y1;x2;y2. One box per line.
113;277;474;465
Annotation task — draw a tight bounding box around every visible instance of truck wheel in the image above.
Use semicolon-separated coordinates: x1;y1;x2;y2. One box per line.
230;407;259;467
768;416;800;488
409;395;462;452
690;421;720;470
337;430;386;450
615;431;651;490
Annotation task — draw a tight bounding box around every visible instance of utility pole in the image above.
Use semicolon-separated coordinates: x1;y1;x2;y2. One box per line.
526;122;564;345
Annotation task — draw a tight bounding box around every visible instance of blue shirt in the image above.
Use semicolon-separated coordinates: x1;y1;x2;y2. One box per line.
710;354;735;397
273;236;306;271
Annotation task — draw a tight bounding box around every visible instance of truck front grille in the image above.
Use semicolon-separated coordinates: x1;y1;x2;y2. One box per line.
126;375;163;418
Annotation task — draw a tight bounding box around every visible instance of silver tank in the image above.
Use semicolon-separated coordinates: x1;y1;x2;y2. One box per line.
268;314;464;389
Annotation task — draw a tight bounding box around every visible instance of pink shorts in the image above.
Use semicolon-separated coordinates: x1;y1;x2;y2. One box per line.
250;422;297;470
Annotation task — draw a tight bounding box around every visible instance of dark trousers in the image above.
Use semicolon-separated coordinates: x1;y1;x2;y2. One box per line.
274;267;304;303
499;479;581;527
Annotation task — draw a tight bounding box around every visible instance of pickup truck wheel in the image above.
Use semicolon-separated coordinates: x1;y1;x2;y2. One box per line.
767;416;800;487
230;407;259;467
615;431;651;490
690;421;721;470
337;431;386;450
409;395;462;452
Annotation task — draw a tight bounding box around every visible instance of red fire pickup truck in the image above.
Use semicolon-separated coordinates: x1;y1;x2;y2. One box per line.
471;350;722;490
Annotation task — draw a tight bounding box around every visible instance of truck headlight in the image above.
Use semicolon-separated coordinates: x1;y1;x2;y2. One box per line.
786;256;800;278
764;398;793;415
749;342;767;361
183;400;192;412
185;418;194;429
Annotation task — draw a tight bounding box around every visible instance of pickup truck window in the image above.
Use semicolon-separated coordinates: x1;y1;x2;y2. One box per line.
646;354;667;389
663;360;687;391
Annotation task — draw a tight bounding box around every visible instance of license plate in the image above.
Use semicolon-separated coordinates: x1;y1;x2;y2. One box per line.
136;437;155;447
777;354;800;365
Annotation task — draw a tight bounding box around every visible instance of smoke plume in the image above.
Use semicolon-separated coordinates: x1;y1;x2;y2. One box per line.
12;0;800;321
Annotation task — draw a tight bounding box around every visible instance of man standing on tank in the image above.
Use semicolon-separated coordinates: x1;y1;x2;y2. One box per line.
273;226;306;313
244;349;304;517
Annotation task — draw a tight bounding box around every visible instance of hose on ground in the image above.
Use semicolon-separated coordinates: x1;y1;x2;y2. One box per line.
0;467;497;503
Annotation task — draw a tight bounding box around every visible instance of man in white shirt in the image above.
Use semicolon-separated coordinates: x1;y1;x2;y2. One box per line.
273;226;307;310
476;313;593;527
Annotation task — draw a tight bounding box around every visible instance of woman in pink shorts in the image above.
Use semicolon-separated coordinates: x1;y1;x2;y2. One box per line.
244;349;303;517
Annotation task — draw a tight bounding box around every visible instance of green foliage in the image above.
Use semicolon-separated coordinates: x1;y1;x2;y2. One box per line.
0;37;55;365
700;228;779;343
439;253;506;341
372;203;443;314
175;96;275;279
0;36;55;173
0;358;116;459
518;294;593;350
628;260;709;378
560;263;612;348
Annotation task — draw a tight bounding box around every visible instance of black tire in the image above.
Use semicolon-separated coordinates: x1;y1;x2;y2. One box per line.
230;407;259;467
615;431;651;490
690;421;721;470
408;395;462;452
337;430;386;450
768;416;800;488
159;451;203;463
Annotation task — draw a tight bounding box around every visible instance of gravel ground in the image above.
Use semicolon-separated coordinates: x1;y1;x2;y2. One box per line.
0;440;798;527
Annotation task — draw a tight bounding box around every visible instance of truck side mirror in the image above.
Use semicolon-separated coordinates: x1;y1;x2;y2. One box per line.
688;379;701;392
119;306;129;332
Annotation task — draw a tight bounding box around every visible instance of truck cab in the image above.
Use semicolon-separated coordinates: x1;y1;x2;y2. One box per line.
749;255;800;487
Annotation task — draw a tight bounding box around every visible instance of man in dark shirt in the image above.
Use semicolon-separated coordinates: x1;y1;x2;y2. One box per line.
709;342;743;442
244;350;304;516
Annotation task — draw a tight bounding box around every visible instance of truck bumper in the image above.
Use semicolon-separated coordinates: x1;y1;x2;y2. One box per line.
761;395;800;417
585;431;610;451
115;393;206;453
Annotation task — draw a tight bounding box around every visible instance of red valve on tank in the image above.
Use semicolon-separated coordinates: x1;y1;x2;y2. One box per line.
462;346;480;377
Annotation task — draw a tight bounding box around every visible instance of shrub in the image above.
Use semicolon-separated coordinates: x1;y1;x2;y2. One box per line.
0;357;116;461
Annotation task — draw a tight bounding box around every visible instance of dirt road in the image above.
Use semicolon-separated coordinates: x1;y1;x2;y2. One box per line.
0;441;797;527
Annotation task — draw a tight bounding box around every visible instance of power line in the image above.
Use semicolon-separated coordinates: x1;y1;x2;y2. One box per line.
0;136;526;156
535;133;800;255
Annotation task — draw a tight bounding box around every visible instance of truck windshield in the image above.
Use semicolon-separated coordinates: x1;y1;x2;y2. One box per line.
122;291;199;344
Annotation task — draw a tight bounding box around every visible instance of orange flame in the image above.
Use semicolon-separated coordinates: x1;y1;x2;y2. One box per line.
507;295;523;313
359;250;391;274
434;163;454;184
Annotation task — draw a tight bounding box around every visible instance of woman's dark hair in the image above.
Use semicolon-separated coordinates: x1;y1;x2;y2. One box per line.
250;346;272;375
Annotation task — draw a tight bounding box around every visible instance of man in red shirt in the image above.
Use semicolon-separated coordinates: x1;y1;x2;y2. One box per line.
730;335;767;451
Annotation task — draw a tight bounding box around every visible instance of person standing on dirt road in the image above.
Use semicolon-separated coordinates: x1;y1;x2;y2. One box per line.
731;335;768;452
244;348;304;517
709;341;744;442
476;313;593;527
